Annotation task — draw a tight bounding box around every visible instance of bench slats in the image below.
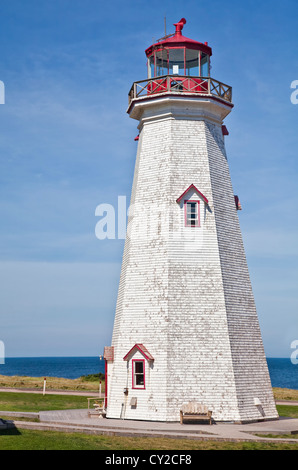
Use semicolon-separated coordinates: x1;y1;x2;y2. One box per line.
180;402;212;425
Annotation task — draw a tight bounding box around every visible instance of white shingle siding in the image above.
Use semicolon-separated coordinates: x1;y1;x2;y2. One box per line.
106;96;278;423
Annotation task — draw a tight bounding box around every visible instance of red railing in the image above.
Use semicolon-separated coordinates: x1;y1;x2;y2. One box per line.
128;76;232;104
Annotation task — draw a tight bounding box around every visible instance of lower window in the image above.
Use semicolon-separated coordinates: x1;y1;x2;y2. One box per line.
132;359;145;389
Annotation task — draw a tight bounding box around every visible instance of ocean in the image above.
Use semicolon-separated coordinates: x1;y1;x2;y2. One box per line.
0;357;105;380
0;357;297;390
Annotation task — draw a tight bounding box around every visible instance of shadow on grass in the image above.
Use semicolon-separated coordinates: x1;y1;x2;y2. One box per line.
0;422;22;436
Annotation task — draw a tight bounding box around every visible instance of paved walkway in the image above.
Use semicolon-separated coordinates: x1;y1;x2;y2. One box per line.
1;388;298;443
3;408;298;443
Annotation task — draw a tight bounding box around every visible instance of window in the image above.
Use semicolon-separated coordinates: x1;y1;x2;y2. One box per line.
201;53;209;77
132;359;145;389
169;48;184;75
185;200;200;227
185;49;199;76
148;55;155;78
155;49;168;77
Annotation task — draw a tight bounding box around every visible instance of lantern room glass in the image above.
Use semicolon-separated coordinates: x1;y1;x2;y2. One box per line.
169;48;184;75
149;55;155;78
148;47;210;78
155;49;168;77
201;53;209;77
185;49;199;76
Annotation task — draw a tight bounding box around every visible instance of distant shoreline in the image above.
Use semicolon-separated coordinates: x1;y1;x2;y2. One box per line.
0;375;298;401
0;374;103;393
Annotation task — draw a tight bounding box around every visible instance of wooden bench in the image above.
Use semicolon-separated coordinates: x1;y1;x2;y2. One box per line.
180;402;212;425
87;398;106;418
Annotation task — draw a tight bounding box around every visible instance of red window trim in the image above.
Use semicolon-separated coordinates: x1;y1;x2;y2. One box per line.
184;200;200;227
132;359;146;390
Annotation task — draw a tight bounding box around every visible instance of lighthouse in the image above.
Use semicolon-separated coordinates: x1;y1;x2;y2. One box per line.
104;19;278;423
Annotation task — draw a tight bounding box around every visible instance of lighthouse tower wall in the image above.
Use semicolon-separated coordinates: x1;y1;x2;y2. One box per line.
106;97;278;422
107;115;172;421
166;116;240;422
205;121;278;421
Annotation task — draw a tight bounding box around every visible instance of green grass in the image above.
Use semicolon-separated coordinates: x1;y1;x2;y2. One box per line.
276;405;298;419
0;428;298;450
0;392;88;412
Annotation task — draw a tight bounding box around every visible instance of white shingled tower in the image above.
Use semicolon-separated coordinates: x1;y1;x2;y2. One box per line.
103;19;278;423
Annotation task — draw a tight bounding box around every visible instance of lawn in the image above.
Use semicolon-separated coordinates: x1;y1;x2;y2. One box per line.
0;428;298;451
0;391;88;412
275;405;298;419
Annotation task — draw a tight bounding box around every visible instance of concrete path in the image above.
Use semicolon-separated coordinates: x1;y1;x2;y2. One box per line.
276;400;298;406
3;408;297;444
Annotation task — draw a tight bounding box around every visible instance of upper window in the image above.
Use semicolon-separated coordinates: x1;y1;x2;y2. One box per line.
185;200;200;227
132;359;145;389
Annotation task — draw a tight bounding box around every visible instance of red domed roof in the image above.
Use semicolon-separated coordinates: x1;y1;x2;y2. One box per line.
145;18;212;57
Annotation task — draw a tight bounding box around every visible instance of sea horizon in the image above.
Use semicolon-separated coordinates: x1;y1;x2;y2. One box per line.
3;355;292;359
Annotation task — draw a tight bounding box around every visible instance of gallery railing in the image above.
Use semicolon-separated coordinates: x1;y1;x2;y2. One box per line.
128;76;232;104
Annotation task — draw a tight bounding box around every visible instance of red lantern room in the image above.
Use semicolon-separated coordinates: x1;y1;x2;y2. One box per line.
145;18;212;79
128;18;232;112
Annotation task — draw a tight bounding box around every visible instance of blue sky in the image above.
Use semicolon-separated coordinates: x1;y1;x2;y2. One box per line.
0;0;297;358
